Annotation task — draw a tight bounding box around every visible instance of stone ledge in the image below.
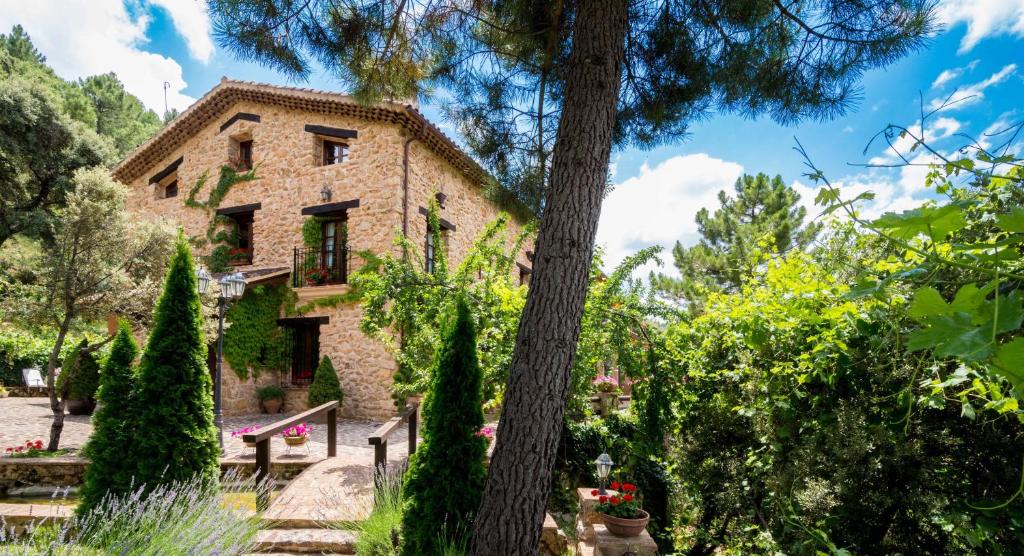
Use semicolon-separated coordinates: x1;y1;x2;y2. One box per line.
294;284;353;302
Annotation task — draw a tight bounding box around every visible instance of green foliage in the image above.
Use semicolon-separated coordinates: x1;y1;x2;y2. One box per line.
132;233;219;491
0;326;82;386
301;216;324;248
400;297;487;555
652;173;820;311
666;244;1024;554
307;355;344;408
182;166;259;272
0;25;163;245
56;339;101;400
256;385;285;401
351;464;405;556
356;209;531;407
223;285;291;380
79;321;139;516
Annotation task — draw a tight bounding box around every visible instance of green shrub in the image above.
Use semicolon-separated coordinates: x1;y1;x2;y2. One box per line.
131;233;219;491
400;297;486;555
56;340;101;400
351;463;405;556
78;321;139;515
0;327;80;386
307;356;343;408
257;385;285;401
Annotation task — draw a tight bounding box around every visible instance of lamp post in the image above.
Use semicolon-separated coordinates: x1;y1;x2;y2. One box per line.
595;453;614;495
197;268;246;454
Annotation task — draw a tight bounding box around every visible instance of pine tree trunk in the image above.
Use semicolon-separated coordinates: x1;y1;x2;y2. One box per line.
470;0;628;553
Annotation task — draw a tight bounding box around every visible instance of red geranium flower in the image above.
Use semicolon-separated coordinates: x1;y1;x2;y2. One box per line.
610;481;620;490
591;489;599;496
623;483;636;492
599;496;608;503
624;494;634;502
610;497;620;505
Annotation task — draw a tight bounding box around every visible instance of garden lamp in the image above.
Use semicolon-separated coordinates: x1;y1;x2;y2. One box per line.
196;267;211;295
320;185;332;202
596;453;614;495
211;271;247;454
227;271;247;298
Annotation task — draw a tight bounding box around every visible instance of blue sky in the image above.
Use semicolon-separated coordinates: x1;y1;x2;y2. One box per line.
2;0;1022;273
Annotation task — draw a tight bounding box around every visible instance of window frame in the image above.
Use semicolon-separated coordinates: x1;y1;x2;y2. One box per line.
322;140;349;166
238;140;254;170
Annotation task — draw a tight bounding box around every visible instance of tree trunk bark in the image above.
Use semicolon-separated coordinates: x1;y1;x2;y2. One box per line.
470;0;628;553
46;316;72;452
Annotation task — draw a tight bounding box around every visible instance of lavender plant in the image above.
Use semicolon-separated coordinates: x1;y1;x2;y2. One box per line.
0;470;265;555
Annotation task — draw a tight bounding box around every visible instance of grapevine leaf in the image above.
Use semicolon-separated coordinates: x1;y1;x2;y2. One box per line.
907;313;994;362
908;287;949;319
872;203;968;241
950;284;984;315
978;290;1024;335
996;208;1024;233
993;338;1024;388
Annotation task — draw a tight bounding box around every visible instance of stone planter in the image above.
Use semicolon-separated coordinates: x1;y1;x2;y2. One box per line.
596;391;618;417
600;509;650;538
261;398;283;414
66;398;96;416
283;435;308;447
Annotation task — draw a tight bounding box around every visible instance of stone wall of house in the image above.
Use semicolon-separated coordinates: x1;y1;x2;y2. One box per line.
122;94;531;420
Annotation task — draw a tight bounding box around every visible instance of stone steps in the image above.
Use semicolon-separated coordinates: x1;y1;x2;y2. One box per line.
250;528;358;554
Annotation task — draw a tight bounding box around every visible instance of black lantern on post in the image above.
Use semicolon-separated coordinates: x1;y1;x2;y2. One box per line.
595;453;614;495
200;268;247;454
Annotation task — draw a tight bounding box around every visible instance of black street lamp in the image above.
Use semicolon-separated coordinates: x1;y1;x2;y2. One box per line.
197;268;246;454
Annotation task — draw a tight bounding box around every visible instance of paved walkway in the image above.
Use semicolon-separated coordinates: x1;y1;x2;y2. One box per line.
0;397;409;465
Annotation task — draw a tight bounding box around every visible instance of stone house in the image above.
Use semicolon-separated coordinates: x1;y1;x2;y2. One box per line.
114;78;532;420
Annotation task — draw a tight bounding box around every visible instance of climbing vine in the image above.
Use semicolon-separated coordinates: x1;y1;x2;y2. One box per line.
223;284;291;380
183;165;259;272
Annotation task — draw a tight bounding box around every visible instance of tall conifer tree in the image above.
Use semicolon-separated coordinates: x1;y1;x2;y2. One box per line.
78;321;139;514
132;233;219;489
400;297;486;555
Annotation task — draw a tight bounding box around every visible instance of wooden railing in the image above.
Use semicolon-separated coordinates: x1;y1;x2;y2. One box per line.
242;400;339;509
368;402;419;472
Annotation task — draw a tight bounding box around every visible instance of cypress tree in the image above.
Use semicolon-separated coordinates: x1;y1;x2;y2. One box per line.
400;297;486;555
132;232;219;490
78;321;139;515
307;355;343;408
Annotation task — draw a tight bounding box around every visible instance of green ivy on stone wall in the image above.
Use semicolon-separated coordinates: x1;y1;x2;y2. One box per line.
223;284;291;380
183;165;259;272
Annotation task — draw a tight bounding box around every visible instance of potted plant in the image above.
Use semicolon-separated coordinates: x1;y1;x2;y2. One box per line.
304;266;330;286
227;247;252;265
592;375;620;417
59;343;101;416
595;481;649;537
230;425;261;448
257;385;285;414
281;423;312;447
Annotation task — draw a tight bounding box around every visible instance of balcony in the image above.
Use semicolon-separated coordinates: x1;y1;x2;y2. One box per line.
293;245;349;289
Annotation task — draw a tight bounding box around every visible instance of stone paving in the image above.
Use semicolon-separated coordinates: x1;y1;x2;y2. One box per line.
0;397;410;465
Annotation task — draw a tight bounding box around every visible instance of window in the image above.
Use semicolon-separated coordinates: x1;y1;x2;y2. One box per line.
230;212;254;265
321;216;348;282
238;140;253;170
323;141;349;165
164;180;178;198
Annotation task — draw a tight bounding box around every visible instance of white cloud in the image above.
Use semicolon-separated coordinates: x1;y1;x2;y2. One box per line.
148;0;215;63
930;60;979;89
928;64;1017;112
0;0;197;113
595;154;744;275
939;0;1024;53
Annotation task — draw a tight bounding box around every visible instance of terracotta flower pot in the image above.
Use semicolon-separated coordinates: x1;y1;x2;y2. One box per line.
600;509;650;538
284;435;308;447
262;398;283;414
66;398;96;416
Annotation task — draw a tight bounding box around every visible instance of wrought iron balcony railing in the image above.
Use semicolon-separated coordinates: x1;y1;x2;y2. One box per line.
293;245;349;288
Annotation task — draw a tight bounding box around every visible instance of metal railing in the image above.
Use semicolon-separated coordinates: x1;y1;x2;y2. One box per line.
292;245;349;287
368;402;419;473
241;400;339;509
